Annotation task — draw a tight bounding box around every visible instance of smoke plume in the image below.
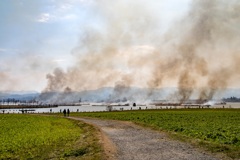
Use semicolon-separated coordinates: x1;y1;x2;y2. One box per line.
41;0;240;103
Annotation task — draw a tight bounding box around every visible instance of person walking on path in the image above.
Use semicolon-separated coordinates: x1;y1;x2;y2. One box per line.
63;109;66;117
67;109;70;116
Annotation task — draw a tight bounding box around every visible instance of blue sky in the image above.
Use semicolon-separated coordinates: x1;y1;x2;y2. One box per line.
0;0;192;91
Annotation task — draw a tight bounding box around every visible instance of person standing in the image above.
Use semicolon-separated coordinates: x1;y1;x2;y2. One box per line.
67;109;70;116
63;109;66;117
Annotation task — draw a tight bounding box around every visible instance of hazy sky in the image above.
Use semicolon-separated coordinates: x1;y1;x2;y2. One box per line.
0;0;192;91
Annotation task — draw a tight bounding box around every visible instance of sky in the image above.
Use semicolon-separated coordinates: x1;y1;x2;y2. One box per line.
0;0;192;92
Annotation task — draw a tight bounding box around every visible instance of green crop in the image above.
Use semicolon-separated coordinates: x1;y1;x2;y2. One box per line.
72;109;240;158
0;114;81;159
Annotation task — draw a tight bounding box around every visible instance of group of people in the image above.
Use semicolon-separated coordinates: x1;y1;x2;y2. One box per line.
63;109;70;117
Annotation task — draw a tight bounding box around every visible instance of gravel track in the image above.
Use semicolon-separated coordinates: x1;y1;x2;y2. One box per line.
69;117;220;160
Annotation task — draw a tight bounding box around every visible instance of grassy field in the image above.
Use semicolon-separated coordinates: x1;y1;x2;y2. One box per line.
71;109;240;159
0;114;104;159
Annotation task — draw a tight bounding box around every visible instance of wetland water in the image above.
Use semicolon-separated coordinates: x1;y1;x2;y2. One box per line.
0;103;239;114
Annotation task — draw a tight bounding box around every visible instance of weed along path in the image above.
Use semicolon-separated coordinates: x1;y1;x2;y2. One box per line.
69;117;220;160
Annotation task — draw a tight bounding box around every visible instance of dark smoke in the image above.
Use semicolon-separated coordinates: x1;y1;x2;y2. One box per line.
40;0;240;103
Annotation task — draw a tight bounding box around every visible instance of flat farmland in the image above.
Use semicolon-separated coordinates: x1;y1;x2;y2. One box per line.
0;114;103;159
72;109;240;159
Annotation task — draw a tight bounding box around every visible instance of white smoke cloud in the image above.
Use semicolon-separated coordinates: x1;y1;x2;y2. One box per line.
42;0;240;103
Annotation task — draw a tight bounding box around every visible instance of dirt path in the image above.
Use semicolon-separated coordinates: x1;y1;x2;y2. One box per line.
69;117;220;160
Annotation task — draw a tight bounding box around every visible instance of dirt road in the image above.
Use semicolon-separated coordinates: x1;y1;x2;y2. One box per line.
69;117;220;160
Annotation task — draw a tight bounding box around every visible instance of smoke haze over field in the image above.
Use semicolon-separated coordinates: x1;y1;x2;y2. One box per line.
41;0;240;103
0;0;240;103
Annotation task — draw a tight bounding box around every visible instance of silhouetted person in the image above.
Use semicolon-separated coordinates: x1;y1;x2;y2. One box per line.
63;109;66;117
67;109;70;116
133;103;136;107
60;109;62;113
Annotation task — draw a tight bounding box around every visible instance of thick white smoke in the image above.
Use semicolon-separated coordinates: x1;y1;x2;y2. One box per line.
41;0;240;103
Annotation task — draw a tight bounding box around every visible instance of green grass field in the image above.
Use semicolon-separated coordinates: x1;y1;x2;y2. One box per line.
71;109;240;159
0;114;103;159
